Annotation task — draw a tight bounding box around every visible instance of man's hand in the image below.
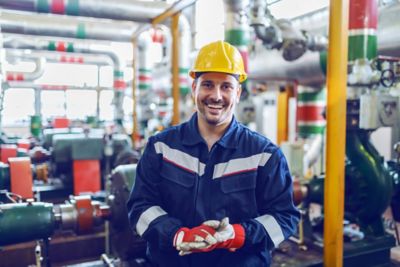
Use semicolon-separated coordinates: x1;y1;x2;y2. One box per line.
173;218;245;256
205;217;234;242
205;217;245;252
173;224;218;255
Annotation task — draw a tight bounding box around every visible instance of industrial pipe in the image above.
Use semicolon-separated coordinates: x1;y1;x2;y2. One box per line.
347;0;379;86
0;9;138;42
3;33;127;127
3;34;126;89
249;0;282;49
296;87;326;137
248;1;400;85
323;0;348;265
378;2;400;57
0;0;171;23
224;0;250;81
5;57;45;82
171;13;180;125
3;81;111;91
0;202;56;246
249;49;326;86
345;131;393;233
6;48;114;66
178;16;191;96
0;196;110;246
249;0;327;61
150;16;191;96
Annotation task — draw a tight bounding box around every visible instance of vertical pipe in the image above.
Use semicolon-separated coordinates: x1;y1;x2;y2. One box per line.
31;88;42;138
223;0;250;83
113;68;126;130
324;1;349;266
178;16;191;96
277;88;289;145
0;29;3;136
137;31;152;136
34;89;41;117
96;66;100;121
296;87;326;138
131;38;139;148
348;0;377;61
171;13;180;125
30;115;42;138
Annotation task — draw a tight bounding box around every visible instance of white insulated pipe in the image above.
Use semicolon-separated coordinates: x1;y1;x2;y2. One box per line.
0;0;171;23
0;10;138;42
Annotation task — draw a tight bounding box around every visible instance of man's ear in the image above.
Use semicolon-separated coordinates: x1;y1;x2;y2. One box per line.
236;85;242;103
191;80;197;95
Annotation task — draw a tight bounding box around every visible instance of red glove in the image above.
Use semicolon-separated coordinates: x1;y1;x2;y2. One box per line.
203;217;245;251
215;223;245;251
173;218;246;256
173;224;218;255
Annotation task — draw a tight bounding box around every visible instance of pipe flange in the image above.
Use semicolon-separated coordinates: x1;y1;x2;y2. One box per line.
74;196;94;233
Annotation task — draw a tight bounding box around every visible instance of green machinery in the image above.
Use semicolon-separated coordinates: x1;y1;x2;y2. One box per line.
0;164;148;266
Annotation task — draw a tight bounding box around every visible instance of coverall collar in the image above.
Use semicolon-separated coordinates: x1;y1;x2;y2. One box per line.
182;112;240;149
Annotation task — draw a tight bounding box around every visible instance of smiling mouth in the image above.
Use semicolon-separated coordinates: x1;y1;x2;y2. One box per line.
207;103;223;110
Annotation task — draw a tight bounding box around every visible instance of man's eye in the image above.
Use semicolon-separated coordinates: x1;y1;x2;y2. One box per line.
222;84;233;90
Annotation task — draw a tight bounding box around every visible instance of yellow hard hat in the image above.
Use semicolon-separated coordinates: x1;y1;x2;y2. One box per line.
189;40;247;83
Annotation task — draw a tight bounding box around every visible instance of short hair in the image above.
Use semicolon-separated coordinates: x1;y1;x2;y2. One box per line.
194;72;240;82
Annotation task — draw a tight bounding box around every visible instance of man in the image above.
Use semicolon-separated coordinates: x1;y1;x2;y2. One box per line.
127;40;300;267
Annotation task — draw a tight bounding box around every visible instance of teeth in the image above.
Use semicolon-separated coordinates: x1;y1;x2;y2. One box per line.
207;104;223;109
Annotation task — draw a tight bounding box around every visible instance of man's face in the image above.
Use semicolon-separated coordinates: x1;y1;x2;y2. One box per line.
192;72;242;127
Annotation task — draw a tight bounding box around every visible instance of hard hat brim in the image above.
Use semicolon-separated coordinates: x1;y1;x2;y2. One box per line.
189;70;247;83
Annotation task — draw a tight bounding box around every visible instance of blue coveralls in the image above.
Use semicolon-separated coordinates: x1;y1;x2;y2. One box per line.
127;113;300;267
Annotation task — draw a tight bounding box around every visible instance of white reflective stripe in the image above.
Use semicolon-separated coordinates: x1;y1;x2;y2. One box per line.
154;141;205;176
136;206;167;236
348;28;376;36
255;214;285;247
212;152;272;179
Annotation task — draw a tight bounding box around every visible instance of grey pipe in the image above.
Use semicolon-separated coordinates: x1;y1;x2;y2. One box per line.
0;0;171;23
377;2;400;57
249;48;325;86
146;15;192;95
4;81;110;91
290;1;400;56
138;31;153;75
3;33;127;128
5;57;45;82
3;33;123;72
6;49;113;66
178;15;191;72
249;1;400;85
0;10;138;42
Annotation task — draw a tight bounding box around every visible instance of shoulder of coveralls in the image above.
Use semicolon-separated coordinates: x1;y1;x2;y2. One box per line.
237;122;280;155
147;122;186;145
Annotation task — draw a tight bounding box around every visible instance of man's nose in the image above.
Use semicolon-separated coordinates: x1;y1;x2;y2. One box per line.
210;87;222;100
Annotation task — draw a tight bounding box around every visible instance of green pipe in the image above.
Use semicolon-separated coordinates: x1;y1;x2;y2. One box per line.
225;29;249;47
297;89;326;138
0;202;56;246
224;4;249;89
345;131;393;224
348;0;377;61
138;68;151;91
179;67;190;96
0;163;10;190
114;164;137;189
30;115;41;138
307;175;325;204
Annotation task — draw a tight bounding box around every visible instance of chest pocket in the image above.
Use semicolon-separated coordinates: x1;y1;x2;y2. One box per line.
215;172;258;221
220;172;257;193
160;161;196;188
159;161;196;217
